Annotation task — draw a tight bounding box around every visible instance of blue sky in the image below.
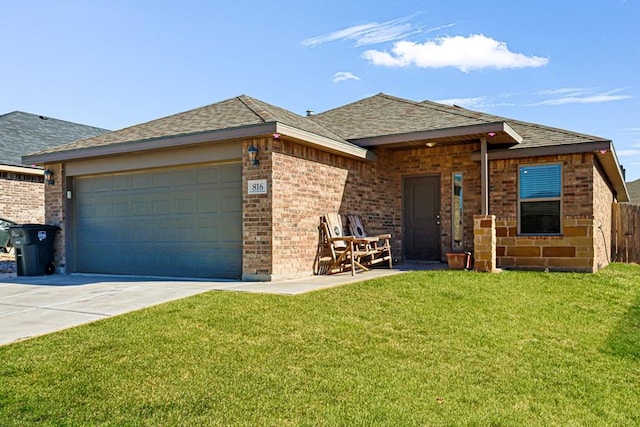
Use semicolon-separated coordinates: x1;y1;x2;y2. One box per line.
1;0;639;181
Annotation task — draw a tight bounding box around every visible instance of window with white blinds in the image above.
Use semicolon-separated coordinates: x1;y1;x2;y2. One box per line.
518;163;562;234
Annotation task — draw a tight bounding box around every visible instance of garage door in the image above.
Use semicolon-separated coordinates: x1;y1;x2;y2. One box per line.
73;163;242;279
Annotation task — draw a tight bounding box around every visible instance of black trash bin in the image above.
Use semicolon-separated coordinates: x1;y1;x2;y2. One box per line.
9;224;60;276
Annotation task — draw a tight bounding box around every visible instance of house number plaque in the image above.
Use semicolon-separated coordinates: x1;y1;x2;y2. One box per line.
248;179;267;195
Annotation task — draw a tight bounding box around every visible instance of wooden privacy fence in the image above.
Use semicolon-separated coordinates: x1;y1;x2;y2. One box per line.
613;203;640;264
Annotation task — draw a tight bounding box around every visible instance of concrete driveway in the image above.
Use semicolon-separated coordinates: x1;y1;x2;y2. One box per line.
0;266;426;346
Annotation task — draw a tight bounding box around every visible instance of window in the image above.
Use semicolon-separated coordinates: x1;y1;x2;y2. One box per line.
518;163;562;234
452;172;464;250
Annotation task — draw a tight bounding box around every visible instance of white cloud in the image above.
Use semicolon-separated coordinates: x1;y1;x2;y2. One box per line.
537;87;591;96
302;16;421;48
333;71;361;83
426;23;456;33
362;34;548;72
531;88;632;106
433;97;485;109
617;149;640;156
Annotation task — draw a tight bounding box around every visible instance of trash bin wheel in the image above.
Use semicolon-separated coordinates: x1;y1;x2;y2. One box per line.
44;262;55;275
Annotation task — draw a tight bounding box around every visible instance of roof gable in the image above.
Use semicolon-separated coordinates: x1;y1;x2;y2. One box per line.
0;111;108;166
310;94;487;140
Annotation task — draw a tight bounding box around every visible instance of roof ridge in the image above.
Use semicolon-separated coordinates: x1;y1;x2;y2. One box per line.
238;95;277;123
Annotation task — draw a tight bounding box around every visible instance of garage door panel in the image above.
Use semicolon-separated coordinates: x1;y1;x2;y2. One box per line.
74;163;242;278
112;175;130;191
198;196;219;213
152;198;172;215
222;164;241;182
222;191;242;212
152;171;172;187
198;167;221;184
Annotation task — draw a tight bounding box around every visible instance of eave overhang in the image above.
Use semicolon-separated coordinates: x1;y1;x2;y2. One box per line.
470;140;630;203
350;121;522;148
23;122;376;165
0;163;43;175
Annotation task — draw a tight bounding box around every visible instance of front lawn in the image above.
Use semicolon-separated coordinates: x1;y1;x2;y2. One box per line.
1;264;639;425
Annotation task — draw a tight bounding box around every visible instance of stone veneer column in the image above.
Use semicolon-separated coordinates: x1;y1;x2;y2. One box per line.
473;215;497;272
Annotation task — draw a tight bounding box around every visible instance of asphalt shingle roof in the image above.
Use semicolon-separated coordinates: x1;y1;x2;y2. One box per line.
310;93;608;148
28;93;610;161
30;95;351;157
0;112;108;167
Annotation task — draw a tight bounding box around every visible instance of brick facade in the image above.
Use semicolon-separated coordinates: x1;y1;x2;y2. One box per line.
0;174;44;224
491;153;610;272
389;142;481;257
592;163;613;269
44;136;618;279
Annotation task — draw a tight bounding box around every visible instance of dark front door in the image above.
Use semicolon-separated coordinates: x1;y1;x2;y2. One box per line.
403;175;441;261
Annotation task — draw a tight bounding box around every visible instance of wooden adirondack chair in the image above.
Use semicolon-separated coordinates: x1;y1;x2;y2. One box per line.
347;214;393;269
314;213;373;276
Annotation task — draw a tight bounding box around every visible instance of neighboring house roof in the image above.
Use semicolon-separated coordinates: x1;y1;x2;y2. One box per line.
626;179;640;205
0;111;109;168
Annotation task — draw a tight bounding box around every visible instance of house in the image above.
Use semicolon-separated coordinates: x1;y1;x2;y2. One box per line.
22;94;629;280
0;111;109;224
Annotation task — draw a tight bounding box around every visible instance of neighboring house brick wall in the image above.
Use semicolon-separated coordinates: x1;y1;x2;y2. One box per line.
0;175;44;224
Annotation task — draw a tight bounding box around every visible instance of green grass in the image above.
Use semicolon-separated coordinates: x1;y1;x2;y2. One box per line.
1;263;639;426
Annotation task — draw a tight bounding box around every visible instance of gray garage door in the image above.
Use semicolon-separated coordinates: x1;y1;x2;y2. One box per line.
73;163;242;279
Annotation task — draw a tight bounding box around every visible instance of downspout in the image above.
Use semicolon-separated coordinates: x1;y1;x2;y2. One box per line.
480;136;489;215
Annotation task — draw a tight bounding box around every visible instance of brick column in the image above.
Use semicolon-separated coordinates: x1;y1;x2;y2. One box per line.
473;215;497;272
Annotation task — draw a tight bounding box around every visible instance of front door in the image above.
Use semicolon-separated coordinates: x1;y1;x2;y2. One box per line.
403;175;441;261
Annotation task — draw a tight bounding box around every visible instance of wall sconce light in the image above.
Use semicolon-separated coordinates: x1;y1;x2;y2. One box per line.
43;168;55;185
487;132;496;137
247;144;259;166
425;142;436;148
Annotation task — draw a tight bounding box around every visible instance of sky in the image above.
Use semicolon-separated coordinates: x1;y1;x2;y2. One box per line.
1;0;639;181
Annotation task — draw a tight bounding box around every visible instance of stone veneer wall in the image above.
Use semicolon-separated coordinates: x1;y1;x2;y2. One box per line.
491;153;611;272
0;175;45;224
474;215;497;272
